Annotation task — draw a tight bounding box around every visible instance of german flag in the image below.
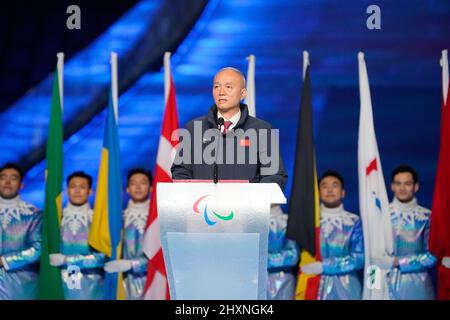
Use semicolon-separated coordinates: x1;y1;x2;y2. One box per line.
286;52;321;300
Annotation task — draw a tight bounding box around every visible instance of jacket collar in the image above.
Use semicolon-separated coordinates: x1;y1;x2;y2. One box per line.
0;195;20;207
207;103;250;130
320;203;345;216
392;197;417;212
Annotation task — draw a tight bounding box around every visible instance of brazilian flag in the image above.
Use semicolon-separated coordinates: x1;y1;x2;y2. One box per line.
37;53;65;299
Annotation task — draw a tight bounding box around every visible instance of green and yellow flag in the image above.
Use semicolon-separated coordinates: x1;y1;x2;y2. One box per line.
37;52;65;299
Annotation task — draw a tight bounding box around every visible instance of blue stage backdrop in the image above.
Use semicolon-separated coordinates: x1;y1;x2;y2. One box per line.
0;0;448;214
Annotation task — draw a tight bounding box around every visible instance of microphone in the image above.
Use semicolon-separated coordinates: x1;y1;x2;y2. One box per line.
217;117;224;132
214;117;225;184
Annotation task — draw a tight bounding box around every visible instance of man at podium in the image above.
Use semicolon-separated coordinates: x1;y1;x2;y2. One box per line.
171;67;288;190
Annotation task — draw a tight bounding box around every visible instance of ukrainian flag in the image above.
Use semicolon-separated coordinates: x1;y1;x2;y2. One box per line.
88;52;125;300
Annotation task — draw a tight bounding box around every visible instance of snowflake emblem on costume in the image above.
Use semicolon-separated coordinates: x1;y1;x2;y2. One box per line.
321;215;343;238
393;207;430;228
321;213;356;238
414;208;430;222
391;209;414;229
399;212;415;227
0;208;21;229
61;209;92;235
124;208;148;234
0;201;34;229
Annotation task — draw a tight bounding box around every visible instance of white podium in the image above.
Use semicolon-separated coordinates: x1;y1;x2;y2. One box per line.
157;182;286;300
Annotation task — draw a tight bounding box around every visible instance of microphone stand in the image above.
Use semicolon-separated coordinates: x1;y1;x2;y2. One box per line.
214;117;224;184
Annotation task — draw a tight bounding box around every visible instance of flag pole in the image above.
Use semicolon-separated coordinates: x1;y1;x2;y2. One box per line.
303;51;309;80
164;52;171;104
57;52;64;112
110;52;119;122
441;50;448;104
244;54;256;117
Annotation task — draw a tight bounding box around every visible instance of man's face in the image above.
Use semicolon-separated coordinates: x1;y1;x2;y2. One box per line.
391;172;418;203
67;177;92;206
0;168;22;199
212;69;247;115
127;173;151;203
319;176;345;208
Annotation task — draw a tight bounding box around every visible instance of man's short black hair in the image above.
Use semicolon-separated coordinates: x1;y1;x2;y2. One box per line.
319;170;345;189
66;171;93;188
127;168;153;186
0;162;24;181
391;164;418;184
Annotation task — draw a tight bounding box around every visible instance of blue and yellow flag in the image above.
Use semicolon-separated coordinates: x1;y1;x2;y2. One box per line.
88;52;125;300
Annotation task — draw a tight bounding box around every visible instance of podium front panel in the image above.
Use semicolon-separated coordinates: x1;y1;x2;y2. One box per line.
157;183;285;300
167;232;259;299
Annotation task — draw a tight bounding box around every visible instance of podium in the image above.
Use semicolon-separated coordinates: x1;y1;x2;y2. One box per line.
157;182;286;300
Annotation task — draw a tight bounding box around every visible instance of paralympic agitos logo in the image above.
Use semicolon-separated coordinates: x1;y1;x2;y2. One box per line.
192;195;234;226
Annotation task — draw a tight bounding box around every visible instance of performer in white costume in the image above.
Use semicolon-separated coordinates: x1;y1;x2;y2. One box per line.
0;163;42;300
49;171;105;300
104;168;152;299
301;170;364;300
384;165;436;300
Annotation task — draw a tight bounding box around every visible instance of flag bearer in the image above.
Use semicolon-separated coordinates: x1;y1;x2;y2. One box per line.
374;165;436;300
49;171;105;299
0;163;42;300
300;170;364;299
104;168;152;300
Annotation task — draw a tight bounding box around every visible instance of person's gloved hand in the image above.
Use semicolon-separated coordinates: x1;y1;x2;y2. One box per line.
49;253;66;267
104;260;132;273
301;262;323;275
372;255;395;269
442;257;450;269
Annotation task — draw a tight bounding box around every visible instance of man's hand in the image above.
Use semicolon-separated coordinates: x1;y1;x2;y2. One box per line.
372;255;395;269
442;257;450;269
104;260;132;273
301;262;323;275
49;253;66;267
